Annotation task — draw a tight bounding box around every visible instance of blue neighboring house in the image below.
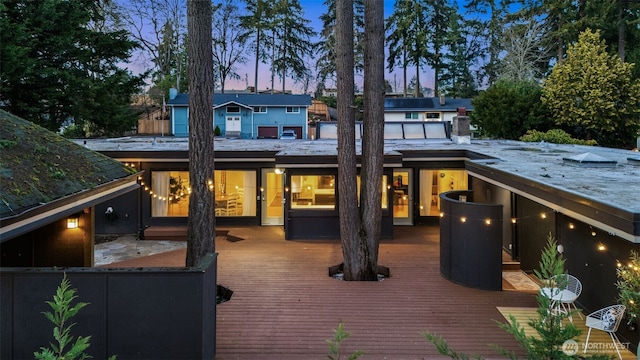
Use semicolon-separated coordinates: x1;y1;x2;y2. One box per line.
167;90;312;139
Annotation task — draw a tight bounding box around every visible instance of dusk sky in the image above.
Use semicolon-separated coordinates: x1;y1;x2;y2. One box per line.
225;0;437;94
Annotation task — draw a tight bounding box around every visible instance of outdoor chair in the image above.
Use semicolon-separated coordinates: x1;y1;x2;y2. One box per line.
539;274;583;323
558;274;583;320
583;304;626;360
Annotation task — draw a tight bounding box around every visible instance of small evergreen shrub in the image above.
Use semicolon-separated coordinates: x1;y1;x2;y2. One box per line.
519;129;598;145
616;250;640;325
34;273;116;360
326;323;363;360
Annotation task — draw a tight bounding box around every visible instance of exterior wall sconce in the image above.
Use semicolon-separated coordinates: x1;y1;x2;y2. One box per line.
67;215;79;229
274;168;284;175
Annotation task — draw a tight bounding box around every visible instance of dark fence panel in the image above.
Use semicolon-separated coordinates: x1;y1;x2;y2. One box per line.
0;254;216;360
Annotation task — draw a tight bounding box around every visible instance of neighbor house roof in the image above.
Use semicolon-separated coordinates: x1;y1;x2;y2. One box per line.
168;93;313;107
0;110;141;240
384;97;473;112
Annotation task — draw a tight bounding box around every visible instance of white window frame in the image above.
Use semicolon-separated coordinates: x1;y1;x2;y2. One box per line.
253;106;267;113
227;106;241;113
286;106;300;113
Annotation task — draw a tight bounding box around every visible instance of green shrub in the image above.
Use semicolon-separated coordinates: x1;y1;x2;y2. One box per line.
34;274;116;360
214;125;221;136
326;323;363;360
519;129;598;145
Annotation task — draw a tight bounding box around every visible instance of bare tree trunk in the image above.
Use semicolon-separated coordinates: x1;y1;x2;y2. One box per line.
270;31;276;94
402;42;407;97
254;29;260;93
336;0;361;281
186;0;215;267
618;0;625;62
358;0;384;280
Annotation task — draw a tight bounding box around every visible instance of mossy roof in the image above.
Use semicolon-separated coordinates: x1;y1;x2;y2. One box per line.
0;110;137;218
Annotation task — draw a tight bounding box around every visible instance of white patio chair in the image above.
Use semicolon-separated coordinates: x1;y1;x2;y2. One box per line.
557;274;583;321
583;304;626;360
540;274;583;323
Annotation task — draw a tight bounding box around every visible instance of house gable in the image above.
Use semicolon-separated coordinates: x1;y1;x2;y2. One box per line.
0;110;140;241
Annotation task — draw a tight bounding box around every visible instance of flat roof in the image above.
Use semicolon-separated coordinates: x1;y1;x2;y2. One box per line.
74;137;640;214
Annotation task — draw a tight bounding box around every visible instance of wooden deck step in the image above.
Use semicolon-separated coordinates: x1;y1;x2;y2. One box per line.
143;226;228;241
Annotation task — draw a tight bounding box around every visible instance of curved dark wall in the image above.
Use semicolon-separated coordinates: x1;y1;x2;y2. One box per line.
440;191;503;290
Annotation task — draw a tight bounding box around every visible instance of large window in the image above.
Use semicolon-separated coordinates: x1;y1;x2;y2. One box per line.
151;170;256;217
214;170;257;216
418;169;468;216
151;171;191;217
290;175;335;209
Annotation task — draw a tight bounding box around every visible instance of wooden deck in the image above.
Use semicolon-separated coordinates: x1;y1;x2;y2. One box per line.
106;225;546;359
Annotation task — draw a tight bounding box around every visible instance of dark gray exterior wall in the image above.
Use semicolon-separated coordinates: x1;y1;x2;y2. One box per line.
439;190;503;290
95;190;140;236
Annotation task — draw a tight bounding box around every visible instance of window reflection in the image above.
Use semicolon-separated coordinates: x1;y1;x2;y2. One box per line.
214;170;256;216
150;170;257;217
151;171;191;217
291;175;336;209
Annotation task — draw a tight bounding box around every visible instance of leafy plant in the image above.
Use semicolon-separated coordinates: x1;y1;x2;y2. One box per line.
169;176;188;204
0;139;17;149
519;129;597;145
214;125;221;136
495;233;588;360
34;273;116;360
616;250;640;325
326;323;363;360
422;332;482;360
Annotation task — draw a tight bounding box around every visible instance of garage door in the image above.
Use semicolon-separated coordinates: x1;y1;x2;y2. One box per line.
282;126;303;139
258;126;278;139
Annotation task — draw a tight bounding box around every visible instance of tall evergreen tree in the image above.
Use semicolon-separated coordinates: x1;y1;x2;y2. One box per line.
316;0;365;91
270;0;316;93
465;0;511;86
357;0;385;280
423;0;455;97
336;0;385;281
0;0;145;135
386;0;428;97
240;0;273;93
439;3;479;98
185;0;215;266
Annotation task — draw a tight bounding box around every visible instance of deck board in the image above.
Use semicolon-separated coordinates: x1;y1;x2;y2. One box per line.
105;225;596;359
